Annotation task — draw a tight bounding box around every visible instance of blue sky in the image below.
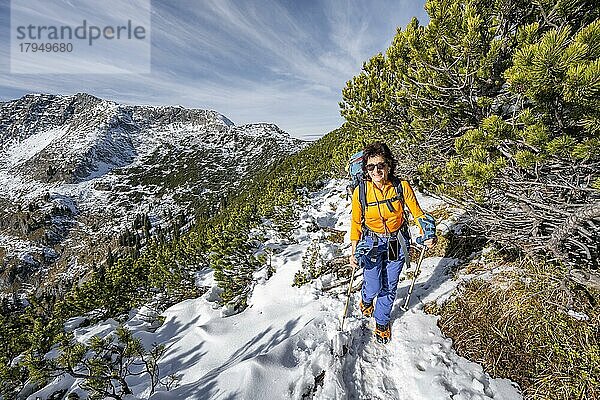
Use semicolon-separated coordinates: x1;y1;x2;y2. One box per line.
0;0;428;139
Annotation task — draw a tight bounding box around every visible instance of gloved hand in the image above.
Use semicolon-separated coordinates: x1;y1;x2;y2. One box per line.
417;214;437;248
417;236;438;249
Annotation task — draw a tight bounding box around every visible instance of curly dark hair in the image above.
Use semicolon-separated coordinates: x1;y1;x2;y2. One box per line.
362;142;397;178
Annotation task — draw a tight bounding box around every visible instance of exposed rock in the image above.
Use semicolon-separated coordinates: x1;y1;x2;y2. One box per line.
0;93;308;295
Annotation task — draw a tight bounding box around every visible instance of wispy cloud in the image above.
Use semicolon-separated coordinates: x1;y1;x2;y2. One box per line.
0;0;428;139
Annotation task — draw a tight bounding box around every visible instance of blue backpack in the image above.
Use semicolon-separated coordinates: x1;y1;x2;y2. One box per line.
345;150;366;201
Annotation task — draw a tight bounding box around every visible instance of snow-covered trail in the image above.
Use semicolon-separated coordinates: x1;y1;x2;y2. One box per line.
339;306;518;400
146;180;521;400
29;179;522;400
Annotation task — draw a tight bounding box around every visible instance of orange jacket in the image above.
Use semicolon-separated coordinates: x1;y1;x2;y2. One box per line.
350;180;425;241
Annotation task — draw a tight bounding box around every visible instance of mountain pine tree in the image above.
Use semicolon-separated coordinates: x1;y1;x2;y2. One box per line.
340;0;600;268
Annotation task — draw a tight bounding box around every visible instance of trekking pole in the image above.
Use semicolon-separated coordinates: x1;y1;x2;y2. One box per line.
340;258;359;331
402;245;427;311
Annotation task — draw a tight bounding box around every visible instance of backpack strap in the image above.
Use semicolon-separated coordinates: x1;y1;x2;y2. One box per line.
392;176;405;204
391;178;411;270
359;177;408;229
395;178;410;229
358;179;367;228
363;177;406;213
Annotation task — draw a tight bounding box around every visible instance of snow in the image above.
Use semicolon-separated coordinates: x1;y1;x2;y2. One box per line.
3;127;66;168
0;233;48;260
28;179;522;400
567;309;589;321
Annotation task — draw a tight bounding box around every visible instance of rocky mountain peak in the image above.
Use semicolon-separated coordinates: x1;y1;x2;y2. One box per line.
0;93;308;295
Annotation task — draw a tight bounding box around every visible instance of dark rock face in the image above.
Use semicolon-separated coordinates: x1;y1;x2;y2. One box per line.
0;93;307;295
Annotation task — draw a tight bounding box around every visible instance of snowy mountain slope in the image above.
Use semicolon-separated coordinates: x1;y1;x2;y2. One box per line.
29;179;522;400
0;93;307;294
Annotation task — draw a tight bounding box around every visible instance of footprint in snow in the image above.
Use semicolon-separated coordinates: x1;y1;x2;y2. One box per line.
350;326;401;400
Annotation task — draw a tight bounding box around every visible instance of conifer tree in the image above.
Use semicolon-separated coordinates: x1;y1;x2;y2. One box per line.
340;0;600;267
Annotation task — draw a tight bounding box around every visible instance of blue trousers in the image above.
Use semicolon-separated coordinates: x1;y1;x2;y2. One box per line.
357;235;406;326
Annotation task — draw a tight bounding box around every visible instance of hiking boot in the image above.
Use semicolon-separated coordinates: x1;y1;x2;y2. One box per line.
359;300;374;318
375;323;391;344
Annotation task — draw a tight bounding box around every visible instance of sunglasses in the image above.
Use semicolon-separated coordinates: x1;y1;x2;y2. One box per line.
366;162;387;171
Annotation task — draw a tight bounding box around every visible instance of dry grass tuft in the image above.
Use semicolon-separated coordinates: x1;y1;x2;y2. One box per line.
435;258;600;399
326;230;346;244
429;207;453;221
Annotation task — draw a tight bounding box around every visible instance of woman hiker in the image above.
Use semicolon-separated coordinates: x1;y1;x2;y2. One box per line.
349;142;437;343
